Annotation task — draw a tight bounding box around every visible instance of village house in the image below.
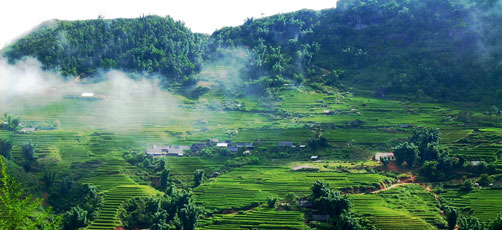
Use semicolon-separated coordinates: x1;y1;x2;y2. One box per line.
299;198;313;208
228;146;239;152
146;145;189;157
190;143;208;153
310;156;319;161
81;92;95;97
20;127;36;133
470;161;481;166
278;141;294;147
323;110;334;115
235;142;255;150
216;142;229;148
374;152;395;161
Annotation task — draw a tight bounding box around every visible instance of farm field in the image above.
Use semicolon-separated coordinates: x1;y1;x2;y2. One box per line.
4;3;502;229
440;188;502;221
2;85;502;230
198;206;307;230
194;163;394;211
351;184;444;230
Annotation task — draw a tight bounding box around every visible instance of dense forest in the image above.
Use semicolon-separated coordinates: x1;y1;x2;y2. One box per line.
208;0;502;100
3;0;502;100
3;16;208;85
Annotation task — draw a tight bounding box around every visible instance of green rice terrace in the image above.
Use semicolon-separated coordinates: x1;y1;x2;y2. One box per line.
2;80;502;230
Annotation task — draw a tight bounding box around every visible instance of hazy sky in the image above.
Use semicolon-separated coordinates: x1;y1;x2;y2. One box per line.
0;0;337;49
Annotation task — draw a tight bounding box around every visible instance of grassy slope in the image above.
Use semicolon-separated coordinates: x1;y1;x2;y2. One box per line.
2;85;502;229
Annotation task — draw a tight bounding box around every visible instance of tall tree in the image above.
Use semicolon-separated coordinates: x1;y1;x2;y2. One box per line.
193;169;204;188
458;216;485;230
62;206;88;230
410;127;440;157
22;142;36;171
0;139;13;160
22;142;36;162
160;168;170;190
0;157;61;229
393;142;419;167
311;180;330;199
445;206;458;230
491;213;502;230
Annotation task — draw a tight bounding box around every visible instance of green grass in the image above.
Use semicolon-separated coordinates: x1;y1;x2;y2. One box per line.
351;184;442;230
198;206;306;230
3;86;502;230
440;188;502;221
233;128;313;145
86;185;159;230
164;157;226;183
323;128;408;144
194;162;393;211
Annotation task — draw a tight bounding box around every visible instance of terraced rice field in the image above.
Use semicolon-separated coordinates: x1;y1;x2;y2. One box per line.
233;128;313;145
2;86;499;230
441;188;502;221
323;128;408;144
194;163;393;210
198;206;306;229
351;184;442;230
453;145;501;161
86;185;158;230
163;157;225;183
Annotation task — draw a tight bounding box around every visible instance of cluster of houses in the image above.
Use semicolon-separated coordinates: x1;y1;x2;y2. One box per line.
145;140;312;157
145;139;256;157
146;145;191;157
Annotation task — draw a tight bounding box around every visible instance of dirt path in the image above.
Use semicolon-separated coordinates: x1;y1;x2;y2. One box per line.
371;182;410;193
371;173;416;194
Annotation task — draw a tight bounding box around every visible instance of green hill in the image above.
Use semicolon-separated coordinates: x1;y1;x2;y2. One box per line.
4;0;502;101
207;0;502;100
3;15;208;84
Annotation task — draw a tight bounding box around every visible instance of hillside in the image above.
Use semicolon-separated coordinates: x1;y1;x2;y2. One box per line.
3;1;502;229
3;15;208;84
207;0;502;100
4;0;502;101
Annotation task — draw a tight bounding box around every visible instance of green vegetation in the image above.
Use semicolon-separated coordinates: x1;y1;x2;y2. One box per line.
0;157;61;229
206;0;502;100
3;0;502;229
119;186;202;230
198;206;306;230
352;184;443;229
6;0;502;101
4;16;207;84
440;188;502;221
194;163;393;211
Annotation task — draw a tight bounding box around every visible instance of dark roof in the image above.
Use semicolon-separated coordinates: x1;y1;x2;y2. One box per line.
278;141;294;147
299;199;313;207
146;145;189;156
190;143;208;151
235;142;254;148
228;147;239;152
312;215;329;222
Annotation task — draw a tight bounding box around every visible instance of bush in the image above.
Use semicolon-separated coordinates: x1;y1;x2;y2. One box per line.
267;196;279;208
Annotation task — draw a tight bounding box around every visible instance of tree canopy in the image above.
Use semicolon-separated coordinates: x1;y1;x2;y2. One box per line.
4;16;207;85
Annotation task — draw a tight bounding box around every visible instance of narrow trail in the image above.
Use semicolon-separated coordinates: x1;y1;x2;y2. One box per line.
371;173;416;194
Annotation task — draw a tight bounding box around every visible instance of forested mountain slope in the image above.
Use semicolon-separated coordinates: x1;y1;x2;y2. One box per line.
3;16;207;84
4;0;502;101
208;0;502;100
